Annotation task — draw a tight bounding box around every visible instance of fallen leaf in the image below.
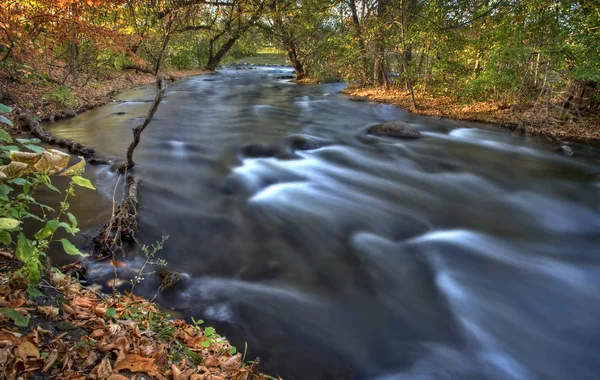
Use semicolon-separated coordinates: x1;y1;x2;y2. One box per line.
42;349;58;372
17;340;39;361
38;306;59;320
107;375;128;380
171;364;181;379
82;349;98;368
114;353;157;375
93;356;113;379
204;356;219;367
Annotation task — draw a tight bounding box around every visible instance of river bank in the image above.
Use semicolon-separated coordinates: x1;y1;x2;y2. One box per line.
343;87;600;142
2;69;207;131
0;253;265;379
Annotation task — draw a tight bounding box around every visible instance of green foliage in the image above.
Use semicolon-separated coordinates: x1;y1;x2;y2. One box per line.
0;104;13;128
0;308;31;327
105;307;116;318
0;137;90;285
130;235;169;293
43;86;78;108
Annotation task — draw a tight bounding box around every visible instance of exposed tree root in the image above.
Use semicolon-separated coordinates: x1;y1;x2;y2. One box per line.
18;110;96;157
92;175;139;259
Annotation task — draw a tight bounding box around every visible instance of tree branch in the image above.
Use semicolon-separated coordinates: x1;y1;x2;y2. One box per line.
120;74;166;172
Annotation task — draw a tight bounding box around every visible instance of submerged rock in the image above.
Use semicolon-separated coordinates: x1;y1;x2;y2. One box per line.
286;135;322;151
557;145;574;157
62;108;77;117
241;143;283;158
159;271;187;292
368;121;422;139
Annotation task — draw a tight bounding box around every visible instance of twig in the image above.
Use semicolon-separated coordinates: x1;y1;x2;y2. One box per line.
119;74;166;172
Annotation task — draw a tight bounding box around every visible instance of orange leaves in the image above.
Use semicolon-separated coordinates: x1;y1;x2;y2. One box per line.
0;265;266;380
114;353;160;375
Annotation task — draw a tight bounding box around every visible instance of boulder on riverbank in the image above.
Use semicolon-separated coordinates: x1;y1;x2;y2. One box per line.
368;121;422;139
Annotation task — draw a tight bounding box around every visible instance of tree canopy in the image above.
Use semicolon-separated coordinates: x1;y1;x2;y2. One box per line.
1;0;598;111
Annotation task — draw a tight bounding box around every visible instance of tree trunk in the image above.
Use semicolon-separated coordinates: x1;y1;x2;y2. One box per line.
287;43;305;80
153;34;171;74
373;55;388;87
348;0;369;82
205;37;238;71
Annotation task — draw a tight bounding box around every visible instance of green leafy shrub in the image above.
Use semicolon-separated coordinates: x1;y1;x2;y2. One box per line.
44;86;78;108
0;105;92;284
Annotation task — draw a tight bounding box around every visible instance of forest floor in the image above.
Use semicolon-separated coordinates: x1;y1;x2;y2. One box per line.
344;87;600;142
0;253;266;380
3;69;207;131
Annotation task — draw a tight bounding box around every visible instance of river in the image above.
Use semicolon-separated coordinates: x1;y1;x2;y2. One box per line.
47;67;600;379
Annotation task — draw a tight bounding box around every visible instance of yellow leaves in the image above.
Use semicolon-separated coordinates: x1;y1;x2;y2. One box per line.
61;156;86;176
17;338;39;361
0;161;28;179
1;149;84;180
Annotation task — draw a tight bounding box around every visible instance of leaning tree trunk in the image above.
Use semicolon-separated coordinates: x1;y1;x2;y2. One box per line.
205;37;238;71
120;74;166;172
287;43;305;80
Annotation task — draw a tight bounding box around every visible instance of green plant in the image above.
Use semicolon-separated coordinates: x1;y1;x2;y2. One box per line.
0;104;13;127
43;86;78;108
0;112;93;284
129;235;169;293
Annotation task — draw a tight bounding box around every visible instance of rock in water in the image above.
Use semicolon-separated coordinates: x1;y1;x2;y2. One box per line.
557;145;574;157
241;143;282;158
367;121;422;139
286;135;322;151
159;271;183;292
62;108;77;117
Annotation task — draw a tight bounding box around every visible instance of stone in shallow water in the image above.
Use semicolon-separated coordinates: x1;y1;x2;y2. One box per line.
285;135;322;151
62;108;77;117
241;143;283;158
367;121;422;139
557;145;574;157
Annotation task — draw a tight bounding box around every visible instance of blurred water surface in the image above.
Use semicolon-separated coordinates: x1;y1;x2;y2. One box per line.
48;67;600;380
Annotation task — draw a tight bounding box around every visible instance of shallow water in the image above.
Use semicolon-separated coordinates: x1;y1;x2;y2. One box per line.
48;67;600;380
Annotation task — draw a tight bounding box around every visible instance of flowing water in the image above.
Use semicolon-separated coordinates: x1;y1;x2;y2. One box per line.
47;67;600;379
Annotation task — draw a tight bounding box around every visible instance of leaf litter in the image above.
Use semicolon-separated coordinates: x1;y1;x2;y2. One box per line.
0;261;272;380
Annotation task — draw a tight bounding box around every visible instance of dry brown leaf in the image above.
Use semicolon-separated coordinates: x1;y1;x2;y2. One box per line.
38;306;60;320
42;349;58;372
222;354;241;370
82;349;98;368
71;296;95;309
107;375;129;380
114;353;159;373
171;364;182;379
32;149;71;174
17;340;39;361
0;161;29;178
9;151;38;165
91;329;105;338
204;356;219;367
0;331;21;346
93;356;113;379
